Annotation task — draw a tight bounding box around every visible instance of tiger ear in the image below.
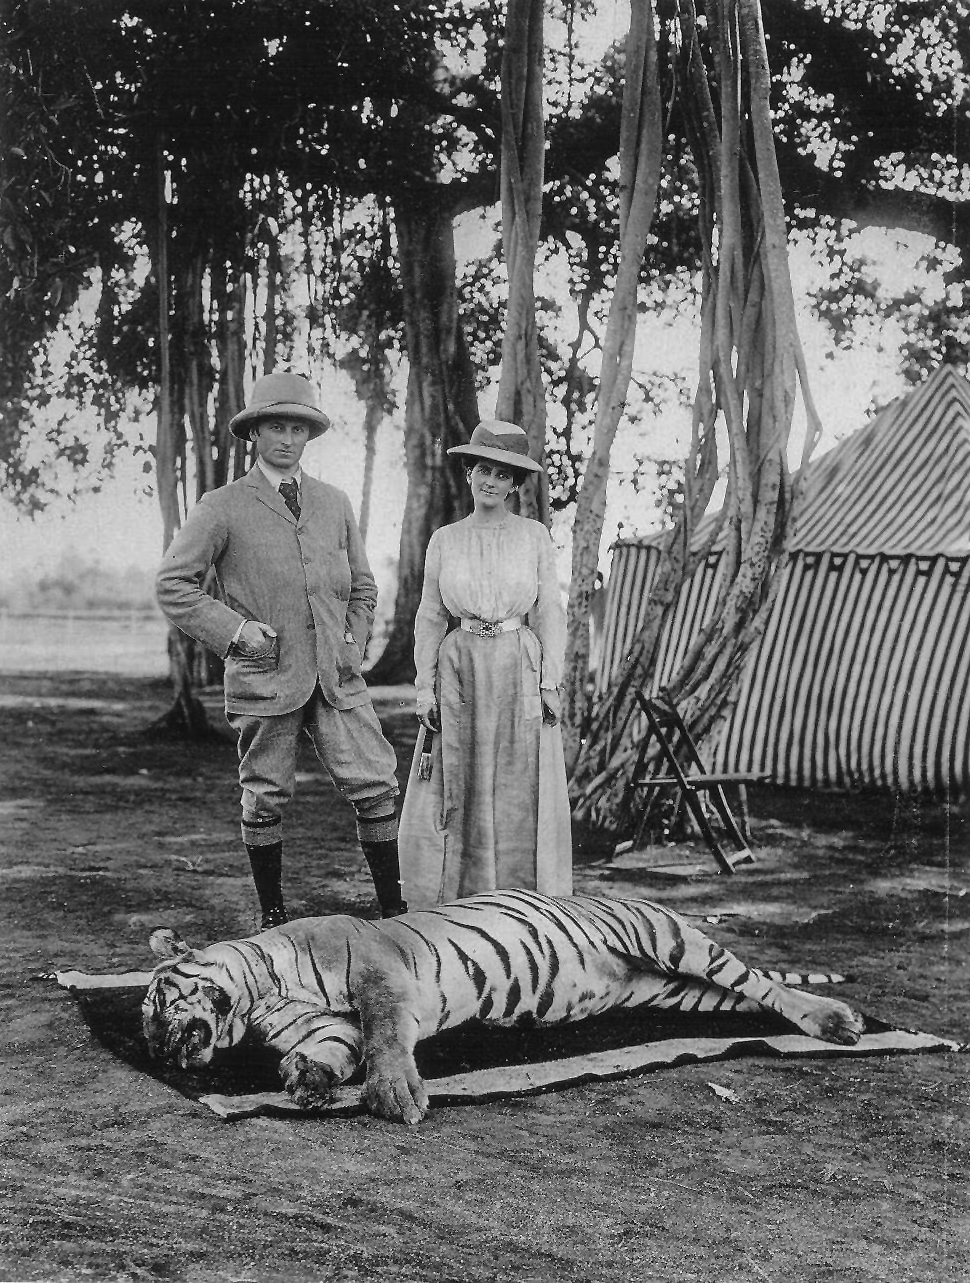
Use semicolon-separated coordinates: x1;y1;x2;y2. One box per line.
149;927;192;960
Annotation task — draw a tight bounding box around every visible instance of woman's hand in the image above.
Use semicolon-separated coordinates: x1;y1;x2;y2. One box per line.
541;689;561;726
416;699;440;733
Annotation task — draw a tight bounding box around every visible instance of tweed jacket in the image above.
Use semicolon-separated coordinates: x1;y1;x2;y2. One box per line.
156;467;377;715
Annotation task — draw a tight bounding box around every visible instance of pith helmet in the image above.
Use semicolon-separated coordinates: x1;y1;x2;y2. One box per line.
229;372;331;440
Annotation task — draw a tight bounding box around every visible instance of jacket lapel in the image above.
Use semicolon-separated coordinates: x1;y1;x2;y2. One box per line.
298;474;328;529
242;465;297;525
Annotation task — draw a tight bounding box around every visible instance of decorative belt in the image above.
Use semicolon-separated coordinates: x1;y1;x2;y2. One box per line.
459;616;523;638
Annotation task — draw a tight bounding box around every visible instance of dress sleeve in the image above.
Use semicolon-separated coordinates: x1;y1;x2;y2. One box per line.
533;525;566;690
413;531;450;706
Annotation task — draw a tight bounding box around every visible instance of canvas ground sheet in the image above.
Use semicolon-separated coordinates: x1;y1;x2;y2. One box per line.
57;969;961;1122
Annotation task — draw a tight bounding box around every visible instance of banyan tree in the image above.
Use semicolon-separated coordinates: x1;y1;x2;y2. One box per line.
562;0;823;833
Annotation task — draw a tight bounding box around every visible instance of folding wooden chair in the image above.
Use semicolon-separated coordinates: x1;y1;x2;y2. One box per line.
625;692;764;873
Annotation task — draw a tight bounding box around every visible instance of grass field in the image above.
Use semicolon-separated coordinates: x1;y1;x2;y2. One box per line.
0;612;169;677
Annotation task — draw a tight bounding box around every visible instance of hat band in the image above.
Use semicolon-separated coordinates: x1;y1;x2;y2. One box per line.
473;428;530;457
250;401;319;415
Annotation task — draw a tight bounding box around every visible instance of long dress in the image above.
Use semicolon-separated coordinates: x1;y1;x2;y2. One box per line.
398;513;573;907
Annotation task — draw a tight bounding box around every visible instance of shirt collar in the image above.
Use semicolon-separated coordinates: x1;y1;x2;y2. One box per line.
256;457;303;490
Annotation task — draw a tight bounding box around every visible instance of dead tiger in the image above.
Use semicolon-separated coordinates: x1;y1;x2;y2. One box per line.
143;889;864;1124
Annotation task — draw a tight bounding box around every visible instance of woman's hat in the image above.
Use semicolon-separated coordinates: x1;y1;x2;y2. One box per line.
447;420;542;475
229;372;331;440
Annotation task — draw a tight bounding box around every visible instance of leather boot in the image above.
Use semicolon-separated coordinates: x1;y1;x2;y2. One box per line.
245;841;288;929
360;838;408;918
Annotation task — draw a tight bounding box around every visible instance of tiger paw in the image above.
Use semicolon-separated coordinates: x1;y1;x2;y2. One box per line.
365;1056;429;1125
280;1050;337;1110
797;995;865;1046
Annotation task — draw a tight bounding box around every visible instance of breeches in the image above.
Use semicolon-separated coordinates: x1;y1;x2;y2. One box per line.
228;687;399;830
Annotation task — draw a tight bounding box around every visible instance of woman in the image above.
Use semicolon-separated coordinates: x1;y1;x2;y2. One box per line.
398;420;573;907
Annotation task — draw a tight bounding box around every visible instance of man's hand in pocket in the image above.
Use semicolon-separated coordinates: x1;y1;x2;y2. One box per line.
237;620;277;656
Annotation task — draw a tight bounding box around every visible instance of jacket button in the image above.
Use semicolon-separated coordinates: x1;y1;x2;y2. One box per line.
306;620;315;630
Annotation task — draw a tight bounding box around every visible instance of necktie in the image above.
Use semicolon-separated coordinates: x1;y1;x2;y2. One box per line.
279;477;301;521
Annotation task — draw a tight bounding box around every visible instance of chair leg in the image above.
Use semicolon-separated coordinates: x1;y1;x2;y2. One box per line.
621;733;655;841
681;789;737;875
630;793;654;851
707;784;750;852
736;785;752;844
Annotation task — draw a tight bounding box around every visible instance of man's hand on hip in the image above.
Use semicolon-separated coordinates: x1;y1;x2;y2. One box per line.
236;620;278;656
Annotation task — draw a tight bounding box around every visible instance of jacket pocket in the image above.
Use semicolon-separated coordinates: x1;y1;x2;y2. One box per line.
225;639;280;702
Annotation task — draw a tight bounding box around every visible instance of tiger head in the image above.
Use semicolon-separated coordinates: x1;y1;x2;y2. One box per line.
142;928;248;1070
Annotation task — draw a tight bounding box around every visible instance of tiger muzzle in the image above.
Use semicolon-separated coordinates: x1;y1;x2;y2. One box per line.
145;1012;215;1069
175;1017;215;1067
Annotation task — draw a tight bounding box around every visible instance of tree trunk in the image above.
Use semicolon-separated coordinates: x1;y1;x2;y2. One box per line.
153;136;181;557
175;251;222;690
358;391;381;547
561;1;665;766
569;0;824;836
496;0;549;525
149;138;212;738
263;229;281;375
365;198;478;684
340;346;392;550
213;264;248;484
181;251;215;502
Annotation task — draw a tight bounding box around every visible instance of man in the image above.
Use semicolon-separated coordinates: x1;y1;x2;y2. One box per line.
156;371;405;927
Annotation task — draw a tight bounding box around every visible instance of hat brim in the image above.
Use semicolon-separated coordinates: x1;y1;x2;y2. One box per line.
447;443;543;475
229;403;331;441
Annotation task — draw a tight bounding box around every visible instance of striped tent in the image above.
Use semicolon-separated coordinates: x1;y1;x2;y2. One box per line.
596;364;970;791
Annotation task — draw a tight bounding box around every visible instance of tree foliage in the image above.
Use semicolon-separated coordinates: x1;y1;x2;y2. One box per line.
2;0;968;712
563;0;970;831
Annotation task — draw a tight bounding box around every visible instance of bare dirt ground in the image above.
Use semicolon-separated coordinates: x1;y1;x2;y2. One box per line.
1;671;968;1283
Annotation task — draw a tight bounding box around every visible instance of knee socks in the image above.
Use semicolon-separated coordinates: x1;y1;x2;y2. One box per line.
242;814;287;929
356;814;407;918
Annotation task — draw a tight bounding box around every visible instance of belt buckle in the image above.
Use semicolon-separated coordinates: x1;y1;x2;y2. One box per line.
476;619;498;638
